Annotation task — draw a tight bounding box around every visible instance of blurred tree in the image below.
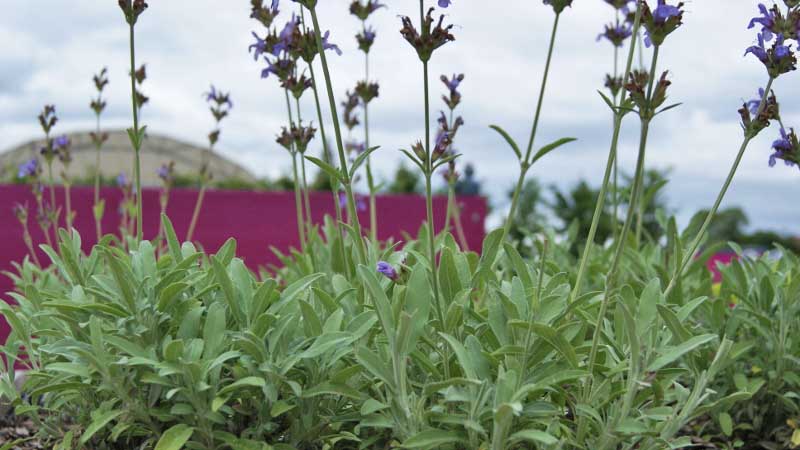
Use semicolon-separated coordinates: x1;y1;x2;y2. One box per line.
550;180;617;252
454;164;481;196
507;179;547;244
386;164;422;194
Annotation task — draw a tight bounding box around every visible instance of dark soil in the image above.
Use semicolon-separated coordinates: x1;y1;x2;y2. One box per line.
0;412;43;449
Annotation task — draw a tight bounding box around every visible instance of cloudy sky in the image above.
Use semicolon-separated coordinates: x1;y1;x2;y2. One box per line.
1;1;797;233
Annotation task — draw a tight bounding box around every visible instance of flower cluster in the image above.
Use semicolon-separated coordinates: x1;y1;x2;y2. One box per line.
157;161;175;187
641;0;684;47
438;74;465;182
132;64;149;111
354;80;379;104
37;105;57;135
250;11;341;90
598;21;633;47
277;122;317;154
349;0;385;21
769;127;800;169
251;0;280;28
745;32;797;78
543;0;574;14
400;8;455;62
356;26;377;53
603;0;634;9
17;158;41;181
748;3;800;41
739;87;780;138
118;0;148;25
624;70;672;118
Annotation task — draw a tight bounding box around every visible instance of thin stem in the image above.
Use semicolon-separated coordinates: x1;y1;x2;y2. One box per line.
634;45;660;247
423;60;444;335
94;114;103;241
285;88;307;251
297;96;314;238
64;179;73;230
364;34;378;243
569;3;643;305
612;44;620;243
664;79;774;297
308;6;367;264
292;152;307;251
503;13;561;237
186;185;206;243
299;8;347;270
128;23;143;243
516;239;549;391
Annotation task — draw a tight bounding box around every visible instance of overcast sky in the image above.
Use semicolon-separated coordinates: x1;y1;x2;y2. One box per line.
1;1;797;233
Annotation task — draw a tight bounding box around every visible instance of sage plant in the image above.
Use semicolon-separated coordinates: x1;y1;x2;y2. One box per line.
90;67;110;241
665;1;798;296
118;0;149;242
186;85;233;243
350;0;384;241
490;0;576;240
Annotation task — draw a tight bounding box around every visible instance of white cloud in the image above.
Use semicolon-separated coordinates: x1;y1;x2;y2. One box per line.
0;0;797;234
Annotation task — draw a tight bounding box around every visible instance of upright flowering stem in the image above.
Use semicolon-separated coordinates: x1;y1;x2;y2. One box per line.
283;88;307;251
568;4;643;305
93;113;103;240
634;45;660;246
503;13;561;238
363;40;378;242
664;78;775;298
299;9;347;263
308;6;367;264
128;24;144;243
296;96;314;239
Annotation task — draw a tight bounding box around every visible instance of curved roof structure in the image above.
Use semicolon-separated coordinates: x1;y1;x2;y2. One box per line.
0;129;256;186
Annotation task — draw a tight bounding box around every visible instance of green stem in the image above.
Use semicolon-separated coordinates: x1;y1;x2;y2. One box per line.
634;45;660;246
299;8;347;269
423;60;444;337
285;88;307;251
128;23;143;243
663;79;774;297
94;114;103;241
186;184;206;243
364;42;378;243
502;13;561;238
308;6;367;264
568;3;643;305
297;96;314;238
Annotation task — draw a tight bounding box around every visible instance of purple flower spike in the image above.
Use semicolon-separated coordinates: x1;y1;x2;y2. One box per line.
376;261;399;281
438;0;452;7
748;3;777;41
116;172;130;187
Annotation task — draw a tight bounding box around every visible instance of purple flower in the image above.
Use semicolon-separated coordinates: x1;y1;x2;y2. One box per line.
597;22;633;47
438;0;452;7
321;31;343;56
441;73;463;93
749;4;778;41
116;172;130;187
376;261;399;281
249;32;268;60
338;191;368;212
17;158;39;179
746;87;767;115
652;0;681;23
745;32;797;77
53;134;70;150
768;127;799;169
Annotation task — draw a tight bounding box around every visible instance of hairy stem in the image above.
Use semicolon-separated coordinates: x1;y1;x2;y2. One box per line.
128;23;143;243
